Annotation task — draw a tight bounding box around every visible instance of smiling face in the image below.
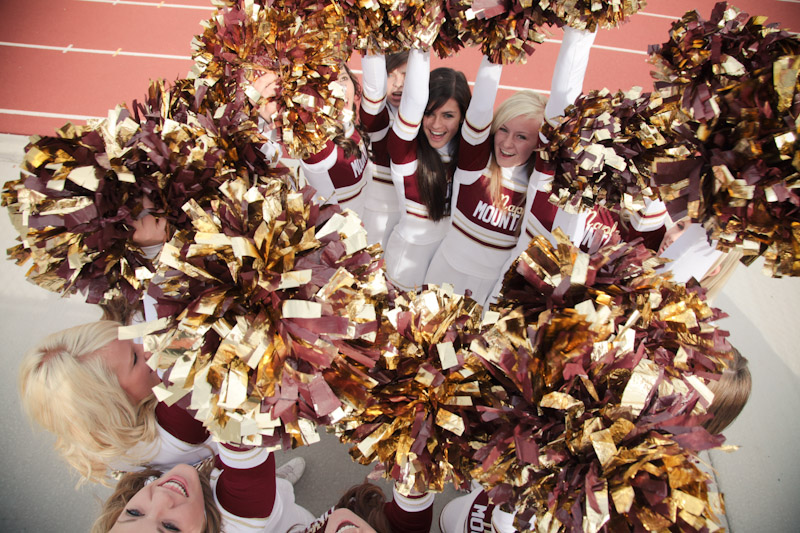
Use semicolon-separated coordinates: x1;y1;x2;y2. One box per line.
493;114;541;169
422;98;462;149
95;338;160;405
110;464;206;533
324;508;377;533
387;63;407;108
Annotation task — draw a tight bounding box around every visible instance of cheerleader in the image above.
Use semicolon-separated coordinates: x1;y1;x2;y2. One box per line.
94;457;432;533
360;51;409;247
383;48;471;291
657;215;742;303
18;212;216;484
513;27;667;258
299;64;371;218
251;66;370;214
487;27;603;305
425;56;548;306
92;408;314;533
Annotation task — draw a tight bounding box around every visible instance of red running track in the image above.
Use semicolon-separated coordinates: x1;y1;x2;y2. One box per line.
0;0;798;136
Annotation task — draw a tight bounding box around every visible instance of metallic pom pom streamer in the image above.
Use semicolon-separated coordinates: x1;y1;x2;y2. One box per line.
2;76;274;305
470;230;732;531
146;178;388;447
649;2;800;276
192;0;352;159
332;285;500;495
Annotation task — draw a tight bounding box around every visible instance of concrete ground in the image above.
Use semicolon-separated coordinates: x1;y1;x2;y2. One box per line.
0;132;797;532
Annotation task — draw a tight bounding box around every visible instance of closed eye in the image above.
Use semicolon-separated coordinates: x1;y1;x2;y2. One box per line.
162;521;181;532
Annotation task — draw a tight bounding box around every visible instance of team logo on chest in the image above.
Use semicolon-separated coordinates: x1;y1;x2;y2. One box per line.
470;193;523;232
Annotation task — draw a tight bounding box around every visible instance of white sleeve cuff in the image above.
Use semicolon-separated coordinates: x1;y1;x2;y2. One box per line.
397;49;430;128
361;53;387;116
392;485;434;512
463;56;502;144
217;444;271;470
491;508;516;533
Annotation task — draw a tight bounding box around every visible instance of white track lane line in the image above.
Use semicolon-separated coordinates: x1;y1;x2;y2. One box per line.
0;41;190;60
0;108;103;121
76;0;213;9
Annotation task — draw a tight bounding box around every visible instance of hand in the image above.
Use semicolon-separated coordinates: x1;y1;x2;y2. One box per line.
252;71;279;124
131;214;167;246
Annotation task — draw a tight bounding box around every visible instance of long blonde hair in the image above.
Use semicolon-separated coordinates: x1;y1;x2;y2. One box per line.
486;90;548;204
701;248;743;303
19;321;158;485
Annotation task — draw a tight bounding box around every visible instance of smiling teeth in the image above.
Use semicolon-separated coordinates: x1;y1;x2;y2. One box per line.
162;480;188;497
335;526;359;533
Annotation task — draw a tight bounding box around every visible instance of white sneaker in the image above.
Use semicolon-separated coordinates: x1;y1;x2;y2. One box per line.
276;457;306;485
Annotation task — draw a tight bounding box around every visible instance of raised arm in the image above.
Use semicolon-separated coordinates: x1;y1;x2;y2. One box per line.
392;48;430;145
359;53;390;135
456;56;503;183
462;56;503;147
544;26;597;126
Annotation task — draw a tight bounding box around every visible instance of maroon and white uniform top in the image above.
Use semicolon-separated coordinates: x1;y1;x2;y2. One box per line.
109;400;216;474
360;53;399;208
300;121;370;218
383;48;452;290
425;57;522;304
439;487;519;533
387;49;451;240
571;198;668;252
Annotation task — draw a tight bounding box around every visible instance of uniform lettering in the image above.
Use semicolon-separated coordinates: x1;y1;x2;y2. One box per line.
472;200;522;231
469;504;488;533
350;152;368;178
580;210;617;248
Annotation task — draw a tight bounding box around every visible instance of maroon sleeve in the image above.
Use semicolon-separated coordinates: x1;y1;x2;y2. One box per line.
458;132;492;173
154;402;209;445
303;140;336;165
360;99;390;133
624;225;667;252
215;444;277;519
384;498;433;533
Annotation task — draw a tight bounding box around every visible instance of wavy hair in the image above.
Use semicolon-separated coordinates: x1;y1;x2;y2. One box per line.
416;67;471;221
333;63;370;161
703;347;751;435
19;320;158;485
485;90;548;204
91;462;222;533
335;482;392;533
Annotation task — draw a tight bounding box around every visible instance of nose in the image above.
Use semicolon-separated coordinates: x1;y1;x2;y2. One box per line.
151;485;182;510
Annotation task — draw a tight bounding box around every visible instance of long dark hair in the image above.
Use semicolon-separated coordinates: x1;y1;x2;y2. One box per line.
417;67;471;221
334;63;370;160
335;482;393;533
386;50;409;75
